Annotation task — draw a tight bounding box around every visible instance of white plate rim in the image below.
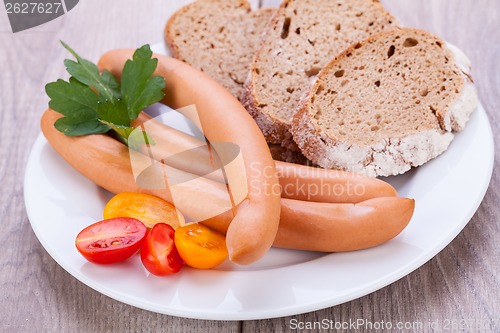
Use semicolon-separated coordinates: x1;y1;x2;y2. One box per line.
25;102;494;319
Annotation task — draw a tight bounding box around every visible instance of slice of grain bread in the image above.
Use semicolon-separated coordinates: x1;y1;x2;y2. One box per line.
165;1;309;164
291;28;478;177
242;0;399;145
165;0;274;101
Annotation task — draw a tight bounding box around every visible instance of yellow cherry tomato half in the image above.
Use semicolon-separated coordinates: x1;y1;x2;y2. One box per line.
174;223;228;269
103;192;184;229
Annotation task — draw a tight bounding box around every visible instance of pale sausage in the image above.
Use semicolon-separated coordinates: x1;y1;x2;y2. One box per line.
132;112;398;203
41;109;414;253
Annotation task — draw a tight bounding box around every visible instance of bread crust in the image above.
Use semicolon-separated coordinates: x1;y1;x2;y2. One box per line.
291;28;478;177
165;0;251;57
243;0;399;144
241;73;292;143
293;102;454;177
164;0;262;100
241;1;288;144
442;43;478;132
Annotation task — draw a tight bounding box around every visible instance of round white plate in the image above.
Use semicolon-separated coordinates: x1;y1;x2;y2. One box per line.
25;40;494;319
24;101;493;320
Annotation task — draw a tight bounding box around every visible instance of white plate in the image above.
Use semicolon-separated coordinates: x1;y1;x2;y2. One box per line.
24;102;494;320
24;46;494;320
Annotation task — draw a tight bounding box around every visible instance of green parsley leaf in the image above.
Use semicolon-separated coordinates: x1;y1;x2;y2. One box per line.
128;126;156;151
61;41;119;101
98;120;135;144
98;120;154;151
54;116;109;137
46;77;110;136
45;77;99;118
96;99;130;126
121;45;166;120
100;70;121;99
46;42;165;145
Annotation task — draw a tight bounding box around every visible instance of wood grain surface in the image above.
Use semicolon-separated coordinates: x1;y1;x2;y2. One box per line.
0;0;498;332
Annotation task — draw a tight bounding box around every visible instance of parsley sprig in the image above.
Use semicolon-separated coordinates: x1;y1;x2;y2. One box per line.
45;41;165;146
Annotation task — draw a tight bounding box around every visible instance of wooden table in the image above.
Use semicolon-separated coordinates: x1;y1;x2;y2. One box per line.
1;0;498;332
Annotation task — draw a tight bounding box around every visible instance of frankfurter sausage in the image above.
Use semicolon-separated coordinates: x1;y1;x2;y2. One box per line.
41;109;235;224
132;112;225;183
275;197;414;251
41;109;414;253
103;51;286;265
132;112;398;203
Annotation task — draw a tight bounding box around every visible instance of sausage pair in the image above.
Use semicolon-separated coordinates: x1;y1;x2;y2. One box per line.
40;50;415;265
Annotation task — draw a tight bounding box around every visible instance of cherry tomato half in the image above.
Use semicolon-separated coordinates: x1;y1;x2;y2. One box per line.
174;223;228;269
141;223;183;276
75;217;147;264
103;192;185;229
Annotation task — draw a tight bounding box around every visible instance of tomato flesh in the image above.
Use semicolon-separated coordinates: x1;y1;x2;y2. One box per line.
174;223;228;269
141;223;183;276
75;217;147;264
103;192;184;229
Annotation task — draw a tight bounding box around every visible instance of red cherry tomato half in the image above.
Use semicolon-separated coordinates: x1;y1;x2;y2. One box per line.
75;217;147;264
141;223;183;276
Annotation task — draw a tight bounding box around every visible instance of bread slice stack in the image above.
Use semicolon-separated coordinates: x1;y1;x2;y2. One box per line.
165;0;274;101
243;0;399;146
165;1;478;176
291;28;478;176
165;0;309;164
